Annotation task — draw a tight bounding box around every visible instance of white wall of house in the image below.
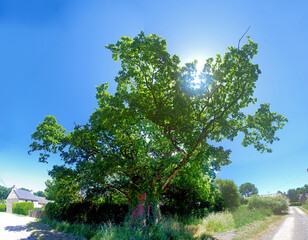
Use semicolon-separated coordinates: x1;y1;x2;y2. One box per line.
6;189;19;213
7;189;18;200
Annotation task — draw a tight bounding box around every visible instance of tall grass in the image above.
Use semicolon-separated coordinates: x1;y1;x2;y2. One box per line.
41;203;279;239
203;211;234;233
232;205;272;228
42;217;193;240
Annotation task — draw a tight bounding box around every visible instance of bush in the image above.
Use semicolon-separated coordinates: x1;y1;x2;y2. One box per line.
217;179;241;210
12;202;34;215
44;201;128;224
248;195;288;214
0;204;6;212
289;202;301;206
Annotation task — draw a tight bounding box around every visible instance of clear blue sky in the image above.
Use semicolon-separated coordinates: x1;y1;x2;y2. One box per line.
0;0;307;194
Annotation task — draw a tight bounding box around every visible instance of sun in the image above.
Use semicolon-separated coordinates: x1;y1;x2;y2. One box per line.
192;60;205;89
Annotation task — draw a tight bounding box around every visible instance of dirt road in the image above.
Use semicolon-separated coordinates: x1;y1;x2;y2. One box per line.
263;206;308;240
0;212;36;239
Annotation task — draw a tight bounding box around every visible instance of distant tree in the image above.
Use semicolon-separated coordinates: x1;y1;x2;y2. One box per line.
239;182;258;197
217;179;241;210
287;189;299;202
0;186;10;199
34;191;46;197
20;187;30;192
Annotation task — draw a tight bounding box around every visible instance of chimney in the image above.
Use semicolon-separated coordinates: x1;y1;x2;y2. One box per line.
12;185;16;190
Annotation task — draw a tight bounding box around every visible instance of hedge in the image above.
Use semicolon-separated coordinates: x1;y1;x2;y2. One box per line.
289;202;301;206
13;202;34;215
248;195;288;214
0;204;6;212
45;201;128;224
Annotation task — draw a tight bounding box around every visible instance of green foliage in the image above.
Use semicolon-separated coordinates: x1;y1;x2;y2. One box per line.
248;195;288;215
289;202;301;206
34;190;46;197
217;179;241;210
287;189;299;202
29;32;287;221
44;201;128;224
42;217;193;240
12;202;34;215
44;166;81;205
203;211;235;233
161;170;223;217
0;204;6;212
0;186;10;200
239;182;258;197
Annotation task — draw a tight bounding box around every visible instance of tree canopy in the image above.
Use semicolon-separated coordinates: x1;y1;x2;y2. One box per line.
0;186;10;200
29;32;287;211
217;179;241;210
239;182;258;197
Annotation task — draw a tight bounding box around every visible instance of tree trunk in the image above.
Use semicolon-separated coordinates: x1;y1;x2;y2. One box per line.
129;192;161;227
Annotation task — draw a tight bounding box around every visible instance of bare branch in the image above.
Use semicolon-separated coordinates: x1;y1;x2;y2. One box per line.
238;26;250;50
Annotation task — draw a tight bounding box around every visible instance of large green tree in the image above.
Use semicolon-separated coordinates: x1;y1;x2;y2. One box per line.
29;32;287;223
239;182;258;197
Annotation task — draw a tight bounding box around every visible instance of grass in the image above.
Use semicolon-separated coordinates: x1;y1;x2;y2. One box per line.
39;204;285;239
232;205;272;228
232;214;286;240
300;205;308;214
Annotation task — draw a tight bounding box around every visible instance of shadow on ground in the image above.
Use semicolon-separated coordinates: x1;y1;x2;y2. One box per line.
27;221;85;240
5;225;30;232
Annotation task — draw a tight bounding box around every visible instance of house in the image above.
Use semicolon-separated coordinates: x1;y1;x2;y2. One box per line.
35;196;52;208
299;193;308;205
5;186;52;213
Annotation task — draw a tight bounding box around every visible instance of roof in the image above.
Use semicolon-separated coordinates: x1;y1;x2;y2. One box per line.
14;189;38;201
299;193;308;198
35;196;53;205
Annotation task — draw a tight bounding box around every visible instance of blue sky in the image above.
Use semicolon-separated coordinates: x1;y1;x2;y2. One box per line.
0;0;307;194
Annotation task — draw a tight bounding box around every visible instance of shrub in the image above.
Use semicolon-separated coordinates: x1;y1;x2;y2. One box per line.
289;202;301;206
12;202;34;215
0;204;6;212
248;195;288;214
217;179;241;210
44;201;128;224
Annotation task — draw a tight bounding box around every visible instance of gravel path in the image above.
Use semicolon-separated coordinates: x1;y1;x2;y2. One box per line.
0;212;85;240
0;212;37;240
264;206;308;240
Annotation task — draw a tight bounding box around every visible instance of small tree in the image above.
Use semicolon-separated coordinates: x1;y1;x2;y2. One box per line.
239;182;258;197
287;189;299;202
217;179;241;210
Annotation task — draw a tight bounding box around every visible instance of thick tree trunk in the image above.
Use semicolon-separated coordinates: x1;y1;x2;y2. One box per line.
129;192;161;227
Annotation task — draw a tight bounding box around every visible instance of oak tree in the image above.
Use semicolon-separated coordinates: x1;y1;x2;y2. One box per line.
239;182;258;197
29;32;287;223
